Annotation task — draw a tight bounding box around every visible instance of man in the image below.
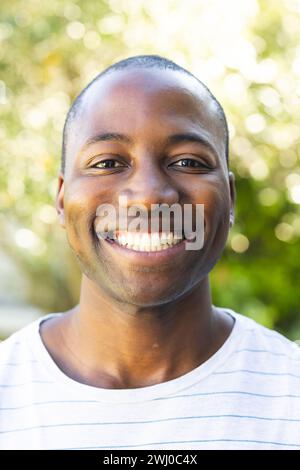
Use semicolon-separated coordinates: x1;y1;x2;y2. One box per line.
0;55;299;450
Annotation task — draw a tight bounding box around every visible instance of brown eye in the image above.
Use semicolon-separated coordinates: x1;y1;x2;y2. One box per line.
175;159;201;167
171;158;208;168
93;159;124;169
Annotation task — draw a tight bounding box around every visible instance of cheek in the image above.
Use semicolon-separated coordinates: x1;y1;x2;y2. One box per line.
205;187;230;223
205;191;231;258
63;180;101;246
64;176;115;213
193;178;230;240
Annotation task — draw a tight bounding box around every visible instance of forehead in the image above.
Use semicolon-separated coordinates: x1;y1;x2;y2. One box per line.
69;68;225;162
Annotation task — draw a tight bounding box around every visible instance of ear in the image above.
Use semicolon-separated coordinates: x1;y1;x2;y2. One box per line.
56;171;66;229
228;171;236;228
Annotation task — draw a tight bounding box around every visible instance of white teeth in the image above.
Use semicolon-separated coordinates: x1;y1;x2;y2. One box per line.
120;234;126;245
151;232;160;249
112;231;184;251
134;233;140;246
127;232;134;245
167;232;173;244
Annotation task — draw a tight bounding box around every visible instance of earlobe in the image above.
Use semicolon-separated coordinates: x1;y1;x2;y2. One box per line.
56;172;66;229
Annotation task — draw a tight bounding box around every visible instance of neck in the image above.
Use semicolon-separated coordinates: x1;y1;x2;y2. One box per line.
53;275;230;388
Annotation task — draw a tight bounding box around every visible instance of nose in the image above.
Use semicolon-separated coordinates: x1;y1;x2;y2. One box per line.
119;160;180;209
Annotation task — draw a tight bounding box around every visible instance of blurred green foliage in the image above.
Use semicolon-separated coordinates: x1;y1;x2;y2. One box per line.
0;0;300;338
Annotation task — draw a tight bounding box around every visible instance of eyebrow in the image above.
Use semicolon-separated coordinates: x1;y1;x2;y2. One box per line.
166;132;218;158
80;131;218;159
80;132;132;152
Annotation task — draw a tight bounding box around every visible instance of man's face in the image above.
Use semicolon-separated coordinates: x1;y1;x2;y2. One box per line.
57;68;235;306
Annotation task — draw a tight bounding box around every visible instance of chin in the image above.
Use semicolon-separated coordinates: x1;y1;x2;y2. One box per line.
115;279;190;308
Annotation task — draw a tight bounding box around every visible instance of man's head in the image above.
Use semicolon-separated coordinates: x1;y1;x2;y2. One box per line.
56;54;235;307
61;55;229;173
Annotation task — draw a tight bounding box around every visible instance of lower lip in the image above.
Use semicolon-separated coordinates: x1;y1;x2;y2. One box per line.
102;237;190;263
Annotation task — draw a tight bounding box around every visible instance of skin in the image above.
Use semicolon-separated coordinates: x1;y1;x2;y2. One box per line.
40;68;236;389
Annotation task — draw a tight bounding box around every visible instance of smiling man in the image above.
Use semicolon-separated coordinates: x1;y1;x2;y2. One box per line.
0;55;299;450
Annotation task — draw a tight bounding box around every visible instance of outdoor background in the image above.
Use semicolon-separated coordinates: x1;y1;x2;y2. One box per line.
1;0;300;340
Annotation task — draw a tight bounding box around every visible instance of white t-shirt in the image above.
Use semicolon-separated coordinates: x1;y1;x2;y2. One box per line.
0;307;299;450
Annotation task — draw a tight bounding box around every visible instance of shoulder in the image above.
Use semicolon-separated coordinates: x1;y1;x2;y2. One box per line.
221;307;300;380
229;309;299;358
218;308;300;366
0;314;59;370
0;320;38;367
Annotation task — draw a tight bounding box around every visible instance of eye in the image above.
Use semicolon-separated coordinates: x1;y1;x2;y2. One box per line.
92;159;125;169
170;158;210;169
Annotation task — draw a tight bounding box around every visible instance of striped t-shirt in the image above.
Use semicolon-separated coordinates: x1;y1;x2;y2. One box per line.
0;307;300;450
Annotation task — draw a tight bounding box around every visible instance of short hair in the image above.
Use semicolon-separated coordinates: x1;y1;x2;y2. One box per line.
61;54;229;172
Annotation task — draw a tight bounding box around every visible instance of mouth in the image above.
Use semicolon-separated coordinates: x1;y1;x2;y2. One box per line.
108;230;187;251
96;230;194;262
